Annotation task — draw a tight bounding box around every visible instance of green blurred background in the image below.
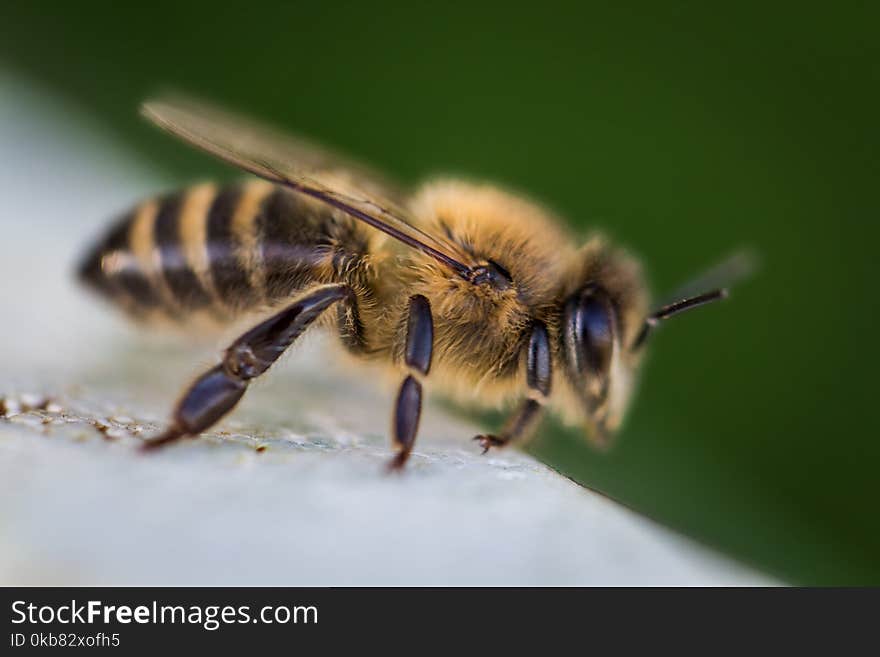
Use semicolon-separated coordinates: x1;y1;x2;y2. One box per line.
2;1;877;584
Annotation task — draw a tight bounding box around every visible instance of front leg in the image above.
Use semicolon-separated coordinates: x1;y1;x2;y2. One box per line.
142;284;351;450
475;321;551;454
388;295;434;471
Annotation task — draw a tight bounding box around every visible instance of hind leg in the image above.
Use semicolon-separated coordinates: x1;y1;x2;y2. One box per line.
142;283;353;450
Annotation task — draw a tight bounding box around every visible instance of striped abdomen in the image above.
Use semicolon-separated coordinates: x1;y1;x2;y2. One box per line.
78;180;371;323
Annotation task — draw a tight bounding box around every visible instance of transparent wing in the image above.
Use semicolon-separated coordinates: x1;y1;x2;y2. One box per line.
141;95;473;275
660;248;758;305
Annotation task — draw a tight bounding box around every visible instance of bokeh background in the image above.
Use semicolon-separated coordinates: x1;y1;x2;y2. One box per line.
1;2;877;584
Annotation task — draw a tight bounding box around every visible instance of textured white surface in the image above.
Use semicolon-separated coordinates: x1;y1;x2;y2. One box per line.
0;72;770;585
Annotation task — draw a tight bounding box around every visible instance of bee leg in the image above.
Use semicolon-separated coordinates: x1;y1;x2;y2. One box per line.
142;284;352;450
474;321;551;454
388;295;434;471
474;400;545;454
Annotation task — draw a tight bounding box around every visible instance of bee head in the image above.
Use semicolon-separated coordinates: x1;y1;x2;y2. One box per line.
559;240;649;446
561;283;640;446
560;242;749;446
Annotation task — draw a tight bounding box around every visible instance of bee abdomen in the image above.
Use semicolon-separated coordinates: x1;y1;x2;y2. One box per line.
77;200;167;317
79;183;227;320
78;180;371;322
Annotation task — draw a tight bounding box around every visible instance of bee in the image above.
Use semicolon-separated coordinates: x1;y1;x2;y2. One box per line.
78;96;748;470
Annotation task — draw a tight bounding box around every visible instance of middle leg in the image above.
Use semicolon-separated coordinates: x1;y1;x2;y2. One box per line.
388;294;434;471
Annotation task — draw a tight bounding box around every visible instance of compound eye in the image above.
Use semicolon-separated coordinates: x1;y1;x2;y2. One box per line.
564;286;617;380
580;294;615;374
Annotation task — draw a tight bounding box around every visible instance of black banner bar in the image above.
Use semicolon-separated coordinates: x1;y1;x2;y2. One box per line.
2;588;877;650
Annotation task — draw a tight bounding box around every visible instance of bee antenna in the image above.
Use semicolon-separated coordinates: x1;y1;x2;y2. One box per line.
631;288;727;350
631;248;757;351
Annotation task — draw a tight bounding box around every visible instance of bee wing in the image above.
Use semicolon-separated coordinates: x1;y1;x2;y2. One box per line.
141;95;474;276
659;249;758;306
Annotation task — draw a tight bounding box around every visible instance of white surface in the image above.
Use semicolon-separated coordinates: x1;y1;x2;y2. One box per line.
0;71;771;585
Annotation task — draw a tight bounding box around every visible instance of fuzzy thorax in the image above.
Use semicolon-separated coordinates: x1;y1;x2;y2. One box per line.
400;180;651;441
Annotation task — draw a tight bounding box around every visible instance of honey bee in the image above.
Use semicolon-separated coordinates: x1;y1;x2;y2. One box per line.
78;96;747;470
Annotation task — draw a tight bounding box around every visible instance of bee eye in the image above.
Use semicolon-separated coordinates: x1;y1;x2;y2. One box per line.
564;286;617;379
580;295;615;373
